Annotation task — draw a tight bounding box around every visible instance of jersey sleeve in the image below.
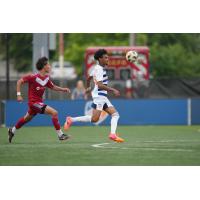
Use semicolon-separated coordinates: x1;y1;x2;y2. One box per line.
46;79;54;89
89;70;93;77
89;67;94;77
93;67;104;82
22;74;34;83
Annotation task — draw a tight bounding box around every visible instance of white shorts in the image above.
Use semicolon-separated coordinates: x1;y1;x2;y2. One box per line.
92;96;113;111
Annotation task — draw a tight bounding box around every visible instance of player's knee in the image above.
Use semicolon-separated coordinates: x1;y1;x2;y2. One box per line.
52;110;58;117
91;116;99;123
24;116;32;122
112;112;120;119
24;117;29;122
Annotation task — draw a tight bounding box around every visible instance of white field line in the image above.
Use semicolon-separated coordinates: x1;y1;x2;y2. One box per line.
143;140;200;143
92;143;111;148
91;143;194;152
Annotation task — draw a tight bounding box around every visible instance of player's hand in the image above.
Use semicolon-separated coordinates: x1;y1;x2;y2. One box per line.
112;89;120;96
63;88;71;93
17;95;23;102
85;87;91;94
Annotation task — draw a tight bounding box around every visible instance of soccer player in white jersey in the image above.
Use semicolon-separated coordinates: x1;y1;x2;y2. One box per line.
64;49;124;142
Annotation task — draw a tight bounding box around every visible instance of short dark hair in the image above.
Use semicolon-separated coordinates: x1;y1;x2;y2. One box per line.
36;57;48;70
94;49;108;60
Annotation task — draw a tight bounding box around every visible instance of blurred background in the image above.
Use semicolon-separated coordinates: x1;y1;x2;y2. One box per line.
1;33;200;126
1;33;200;99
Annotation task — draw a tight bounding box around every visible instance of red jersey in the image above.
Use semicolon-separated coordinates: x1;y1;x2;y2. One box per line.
22;73;54;104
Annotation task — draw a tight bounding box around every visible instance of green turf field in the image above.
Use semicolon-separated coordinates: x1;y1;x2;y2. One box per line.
1;126;200;165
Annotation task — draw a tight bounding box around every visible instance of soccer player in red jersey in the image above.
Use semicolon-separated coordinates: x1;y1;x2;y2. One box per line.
8;57;71;143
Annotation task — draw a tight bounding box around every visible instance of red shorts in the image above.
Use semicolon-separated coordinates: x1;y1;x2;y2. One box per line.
28;102;47;115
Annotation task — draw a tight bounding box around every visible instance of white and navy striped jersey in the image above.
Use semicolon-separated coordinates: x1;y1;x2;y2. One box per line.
90;64;108;98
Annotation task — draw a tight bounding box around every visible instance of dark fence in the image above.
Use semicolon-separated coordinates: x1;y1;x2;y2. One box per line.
0;77;200;101
0;78;76;101
146;78;200;99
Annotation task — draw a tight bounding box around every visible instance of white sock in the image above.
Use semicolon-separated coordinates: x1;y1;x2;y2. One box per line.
12;126;16;134
110;112;120;134
56;129;63;137
71;116;92;123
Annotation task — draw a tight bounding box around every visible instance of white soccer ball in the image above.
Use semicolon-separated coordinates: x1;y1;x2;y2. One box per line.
126;50;138;63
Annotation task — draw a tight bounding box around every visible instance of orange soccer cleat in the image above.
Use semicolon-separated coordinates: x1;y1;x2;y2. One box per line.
64;116;73;131
109;133;124;143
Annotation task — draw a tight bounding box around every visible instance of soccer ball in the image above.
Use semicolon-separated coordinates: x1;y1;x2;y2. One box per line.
126;50;138;63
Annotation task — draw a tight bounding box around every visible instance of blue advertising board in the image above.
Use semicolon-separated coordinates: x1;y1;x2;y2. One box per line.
191;99;200;124
4;99;188;126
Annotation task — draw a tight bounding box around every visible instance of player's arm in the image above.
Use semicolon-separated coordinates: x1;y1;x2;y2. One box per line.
51;85;71;93
85;75;93;93
16;78;24;102
96;81;120;96
46;79;71;93
93;67;120;96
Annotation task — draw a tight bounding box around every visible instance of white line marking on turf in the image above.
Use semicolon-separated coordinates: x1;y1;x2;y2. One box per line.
144;140;200;143
92;143;111;148
91;143;194;152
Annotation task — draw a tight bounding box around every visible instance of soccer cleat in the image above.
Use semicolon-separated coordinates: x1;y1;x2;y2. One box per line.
64;116;73;131
58;133;70;141
109;133;124;143
8;128;14;143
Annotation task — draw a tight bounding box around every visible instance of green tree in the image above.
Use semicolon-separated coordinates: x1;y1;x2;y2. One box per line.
0;33;32;72
1;33;200;78
147;33;200;53
145;33;200;77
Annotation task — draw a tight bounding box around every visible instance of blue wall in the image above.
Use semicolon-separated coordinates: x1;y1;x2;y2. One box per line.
4;99;189;127
115;99;187;125
191;99;200;124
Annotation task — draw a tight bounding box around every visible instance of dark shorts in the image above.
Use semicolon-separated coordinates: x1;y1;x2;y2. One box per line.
91;103;108;111
28;102;47;115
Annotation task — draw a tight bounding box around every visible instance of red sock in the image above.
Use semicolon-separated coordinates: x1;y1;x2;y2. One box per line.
52;115;61;130
15;117;26;129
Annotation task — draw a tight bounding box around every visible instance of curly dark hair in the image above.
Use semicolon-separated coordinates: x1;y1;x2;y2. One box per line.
94;49;108;61
36;57;48;70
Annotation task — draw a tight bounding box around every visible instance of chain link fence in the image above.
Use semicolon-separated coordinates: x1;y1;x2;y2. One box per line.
1;77;200;101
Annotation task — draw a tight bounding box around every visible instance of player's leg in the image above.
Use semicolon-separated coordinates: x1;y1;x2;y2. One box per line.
91;109;102;122
105;106;119;134
44;105;70;140
64;110;102;130
64;100;103;130
70;109;101;122
104;104;124;143
8;112;35;143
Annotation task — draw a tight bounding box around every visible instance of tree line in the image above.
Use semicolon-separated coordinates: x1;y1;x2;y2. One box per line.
0;33;200;77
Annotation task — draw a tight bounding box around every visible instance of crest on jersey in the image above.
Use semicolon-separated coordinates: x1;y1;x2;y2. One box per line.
84;101;108;125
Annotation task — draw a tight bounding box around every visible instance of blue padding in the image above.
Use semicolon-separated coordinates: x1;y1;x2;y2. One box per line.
109;99;187;125
191;99;200;124
5;99;188;126
5;100;89;127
